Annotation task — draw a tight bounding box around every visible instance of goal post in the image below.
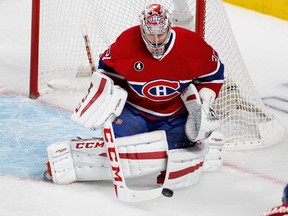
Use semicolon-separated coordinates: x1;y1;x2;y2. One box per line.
29;0;286;150
195;0;206;39
29;0;41;99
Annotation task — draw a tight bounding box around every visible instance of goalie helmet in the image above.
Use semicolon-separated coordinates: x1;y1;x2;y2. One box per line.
139;4;172;59
282;184;288;204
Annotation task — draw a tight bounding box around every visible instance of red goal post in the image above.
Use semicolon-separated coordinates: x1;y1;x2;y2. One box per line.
30;0;40;99
29;0;286;150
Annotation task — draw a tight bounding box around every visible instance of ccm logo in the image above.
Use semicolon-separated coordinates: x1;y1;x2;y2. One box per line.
103;127;123;182
75;142;104;149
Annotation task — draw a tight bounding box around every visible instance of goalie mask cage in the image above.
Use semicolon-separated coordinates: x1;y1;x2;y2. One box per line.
30;0;286;150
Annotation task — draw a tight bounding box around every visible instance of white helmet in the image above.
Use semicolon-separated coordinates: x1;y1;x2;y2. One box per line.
139;4;172;59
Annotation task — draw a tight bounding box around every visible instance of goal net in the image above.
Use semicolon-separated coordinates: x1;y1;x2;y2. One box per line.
30;0;286;150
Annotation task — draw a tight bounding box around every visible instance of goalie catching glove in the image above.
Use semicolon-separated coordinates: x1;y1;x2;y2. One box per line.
181;84;220;141
71;71;127;129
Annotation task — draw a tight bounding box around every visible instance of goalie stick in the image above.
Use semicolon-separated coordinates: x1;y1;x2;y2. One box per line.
81;25;171;202
81;25;96;74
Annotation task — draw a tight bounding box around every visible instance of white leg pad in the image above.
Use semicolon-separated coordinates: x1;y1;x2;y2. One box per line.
47;131;168;184
47;131;223;185
70;138;111;181
116;130;168;177
162;144;208;190
202;132;225;172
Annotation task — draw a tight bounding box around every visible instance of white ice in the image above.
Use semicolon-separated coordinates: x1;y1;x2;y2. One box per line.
0;1;288;216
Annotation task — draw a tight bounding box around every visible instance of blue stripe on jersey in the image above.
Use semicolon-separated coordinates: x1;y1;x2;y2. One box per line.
98;58;117;74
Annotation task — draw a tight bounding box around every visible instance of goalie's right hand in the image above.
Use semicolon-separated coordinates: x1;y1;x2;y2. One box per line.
71;72;127;130
181;84;220;141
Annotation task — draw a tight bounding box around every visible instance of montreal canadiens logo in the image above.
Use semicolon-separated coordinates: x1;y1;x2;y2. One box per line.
137;80;181;101
134;61;144;71
147;14;165;25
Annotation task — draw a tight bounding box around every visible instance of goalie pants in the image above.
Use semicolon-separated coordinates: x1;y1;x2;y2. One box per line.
113;103;193;150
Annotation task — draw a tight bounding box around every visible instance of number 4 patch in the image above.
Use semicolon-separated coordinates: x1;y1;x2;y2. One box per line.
134;61;144;72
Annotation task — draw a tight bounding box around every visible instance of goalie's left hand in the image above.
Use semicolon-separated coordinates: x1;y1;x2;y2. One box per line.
181;84;220;141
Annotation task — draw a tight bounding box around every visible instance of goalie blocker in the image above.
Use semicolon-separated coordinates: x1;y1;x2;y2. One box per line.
71;70;127;129
45;130;224;188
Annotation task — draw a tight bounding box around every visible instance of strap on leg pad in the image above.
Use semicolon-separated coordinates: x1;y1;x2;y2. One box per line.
202;132;225;172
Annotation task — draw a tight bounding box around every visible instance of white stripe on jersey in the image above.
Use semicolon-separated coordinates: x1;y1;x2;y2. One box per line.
197;58;221;79
101;70;125;80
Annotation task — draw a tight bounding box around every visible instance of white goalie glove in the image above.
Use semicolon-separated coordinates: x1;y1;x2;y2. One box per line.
181;84;220;141
71;71;127;129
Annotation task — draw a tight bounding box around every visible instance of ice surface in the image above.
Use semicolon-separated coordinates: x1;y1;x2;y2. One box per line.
0;1;288;216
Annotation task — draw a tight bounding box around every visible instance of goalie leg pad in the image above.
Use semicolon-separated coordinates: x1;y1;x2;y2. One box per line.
115;130;168;177
47;138;110;184
46;131;168;184
70;138;111;181
71;72;127;129
162;144;208;190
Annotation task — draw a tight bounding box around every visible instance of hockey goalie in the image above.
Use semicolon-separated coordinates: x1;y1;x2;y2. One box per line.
44;3;225;201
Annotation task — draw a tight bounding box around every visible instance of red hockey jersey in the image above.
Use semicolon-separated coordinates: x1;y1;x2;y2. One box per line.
99;25;224;120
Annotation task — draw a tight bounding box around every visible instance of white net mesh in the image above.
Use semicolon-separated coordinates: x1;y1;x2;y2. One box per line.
34;0;286;149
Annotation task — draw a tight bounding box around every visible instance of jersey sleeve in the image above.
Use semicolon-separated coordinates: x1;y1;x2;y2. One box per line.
98;43;126;87
98;26;141;87
193;39;224;98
